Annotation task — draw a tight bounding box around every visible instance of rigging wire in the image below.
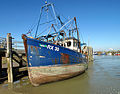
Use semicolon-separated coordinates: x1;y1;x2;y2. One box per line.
26;9;41;37
49;6;56;20
39;19;56;25
49;7;60;29
79;29;85;43
37;25;51;37
54;6;69;21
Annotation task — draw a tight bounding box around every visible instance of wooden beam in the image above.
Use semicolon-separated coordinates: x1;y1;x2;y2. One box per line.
7;33;13;83
19;67;27;72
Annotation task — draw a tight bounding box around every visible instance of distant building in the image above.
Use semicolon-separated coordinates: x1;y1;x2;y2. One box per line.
107;53;112;56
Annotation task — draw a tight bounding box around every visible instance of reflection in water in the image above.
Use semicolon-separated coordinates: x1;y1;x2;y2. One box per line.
0;56;120;94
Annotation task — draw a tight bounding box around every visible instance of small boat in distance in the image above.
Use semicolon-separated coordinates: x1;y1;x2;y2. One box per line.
22;1;88;86
115;53;120;56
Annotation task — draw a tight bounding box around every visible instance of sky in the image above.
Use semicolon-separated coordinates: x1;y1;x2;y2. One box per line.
0;0;120;51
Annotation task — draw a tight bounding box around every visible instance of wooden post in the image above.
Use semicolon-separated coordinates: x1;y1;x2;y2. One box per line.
19;54;23;67
0;56;2;77
6;33;13;83
87;46;93;62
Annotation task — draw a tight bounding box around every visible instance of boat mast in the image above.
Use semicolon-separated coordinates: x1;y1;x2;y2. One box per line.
35;1;59;38
74;17;81;52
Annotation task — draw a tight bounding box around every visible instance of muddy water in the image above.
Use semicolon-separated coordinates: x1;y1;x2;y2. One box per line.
0;56;120;94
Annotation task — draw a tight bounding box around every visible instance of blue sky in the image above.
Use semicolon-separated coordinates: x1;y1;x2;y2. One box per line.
0;0;120;51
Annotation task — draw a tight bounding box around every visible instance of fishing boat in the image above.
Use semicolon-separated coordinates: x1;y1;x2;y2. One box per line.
22;1;88;86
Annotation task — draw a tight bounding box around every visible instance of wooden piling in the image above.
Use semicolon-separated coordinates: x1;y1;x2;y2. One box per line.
87;46;93;62
19;54;23;67
82;46;93;62
0;56;2;77
6;33;13;83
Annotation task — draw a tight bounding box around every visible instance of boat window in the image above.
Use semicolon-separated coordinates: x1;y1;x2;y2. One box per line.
73;41;75;47
61;44;63;46
57;43;60;46
76;42;78;47
64;43;66;47
73;40;78;47
67;41;71;47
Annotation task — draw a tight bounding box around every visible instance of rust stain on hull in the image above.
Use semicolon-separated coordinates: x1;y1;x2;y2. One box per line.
60;53;70;64
22;34;28;57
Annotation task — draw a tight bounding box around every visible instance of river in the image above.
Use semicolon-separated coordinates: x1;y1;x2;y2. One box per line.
0;56;120;94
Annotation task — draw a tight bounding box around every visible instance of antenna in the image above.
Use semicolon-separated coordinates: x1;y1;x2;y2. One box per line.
88;37;89;47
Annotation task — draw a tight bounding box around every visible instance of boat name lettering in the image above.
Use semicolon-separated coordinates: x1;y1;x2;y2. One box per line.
47;45;54;50
47;45;59;51
39;44;59;51
55;47;59;51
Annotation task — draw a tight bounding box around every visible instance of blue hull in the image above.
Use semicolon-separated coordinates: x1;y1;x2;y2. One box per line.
25;37;86;67
22;35;87;86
